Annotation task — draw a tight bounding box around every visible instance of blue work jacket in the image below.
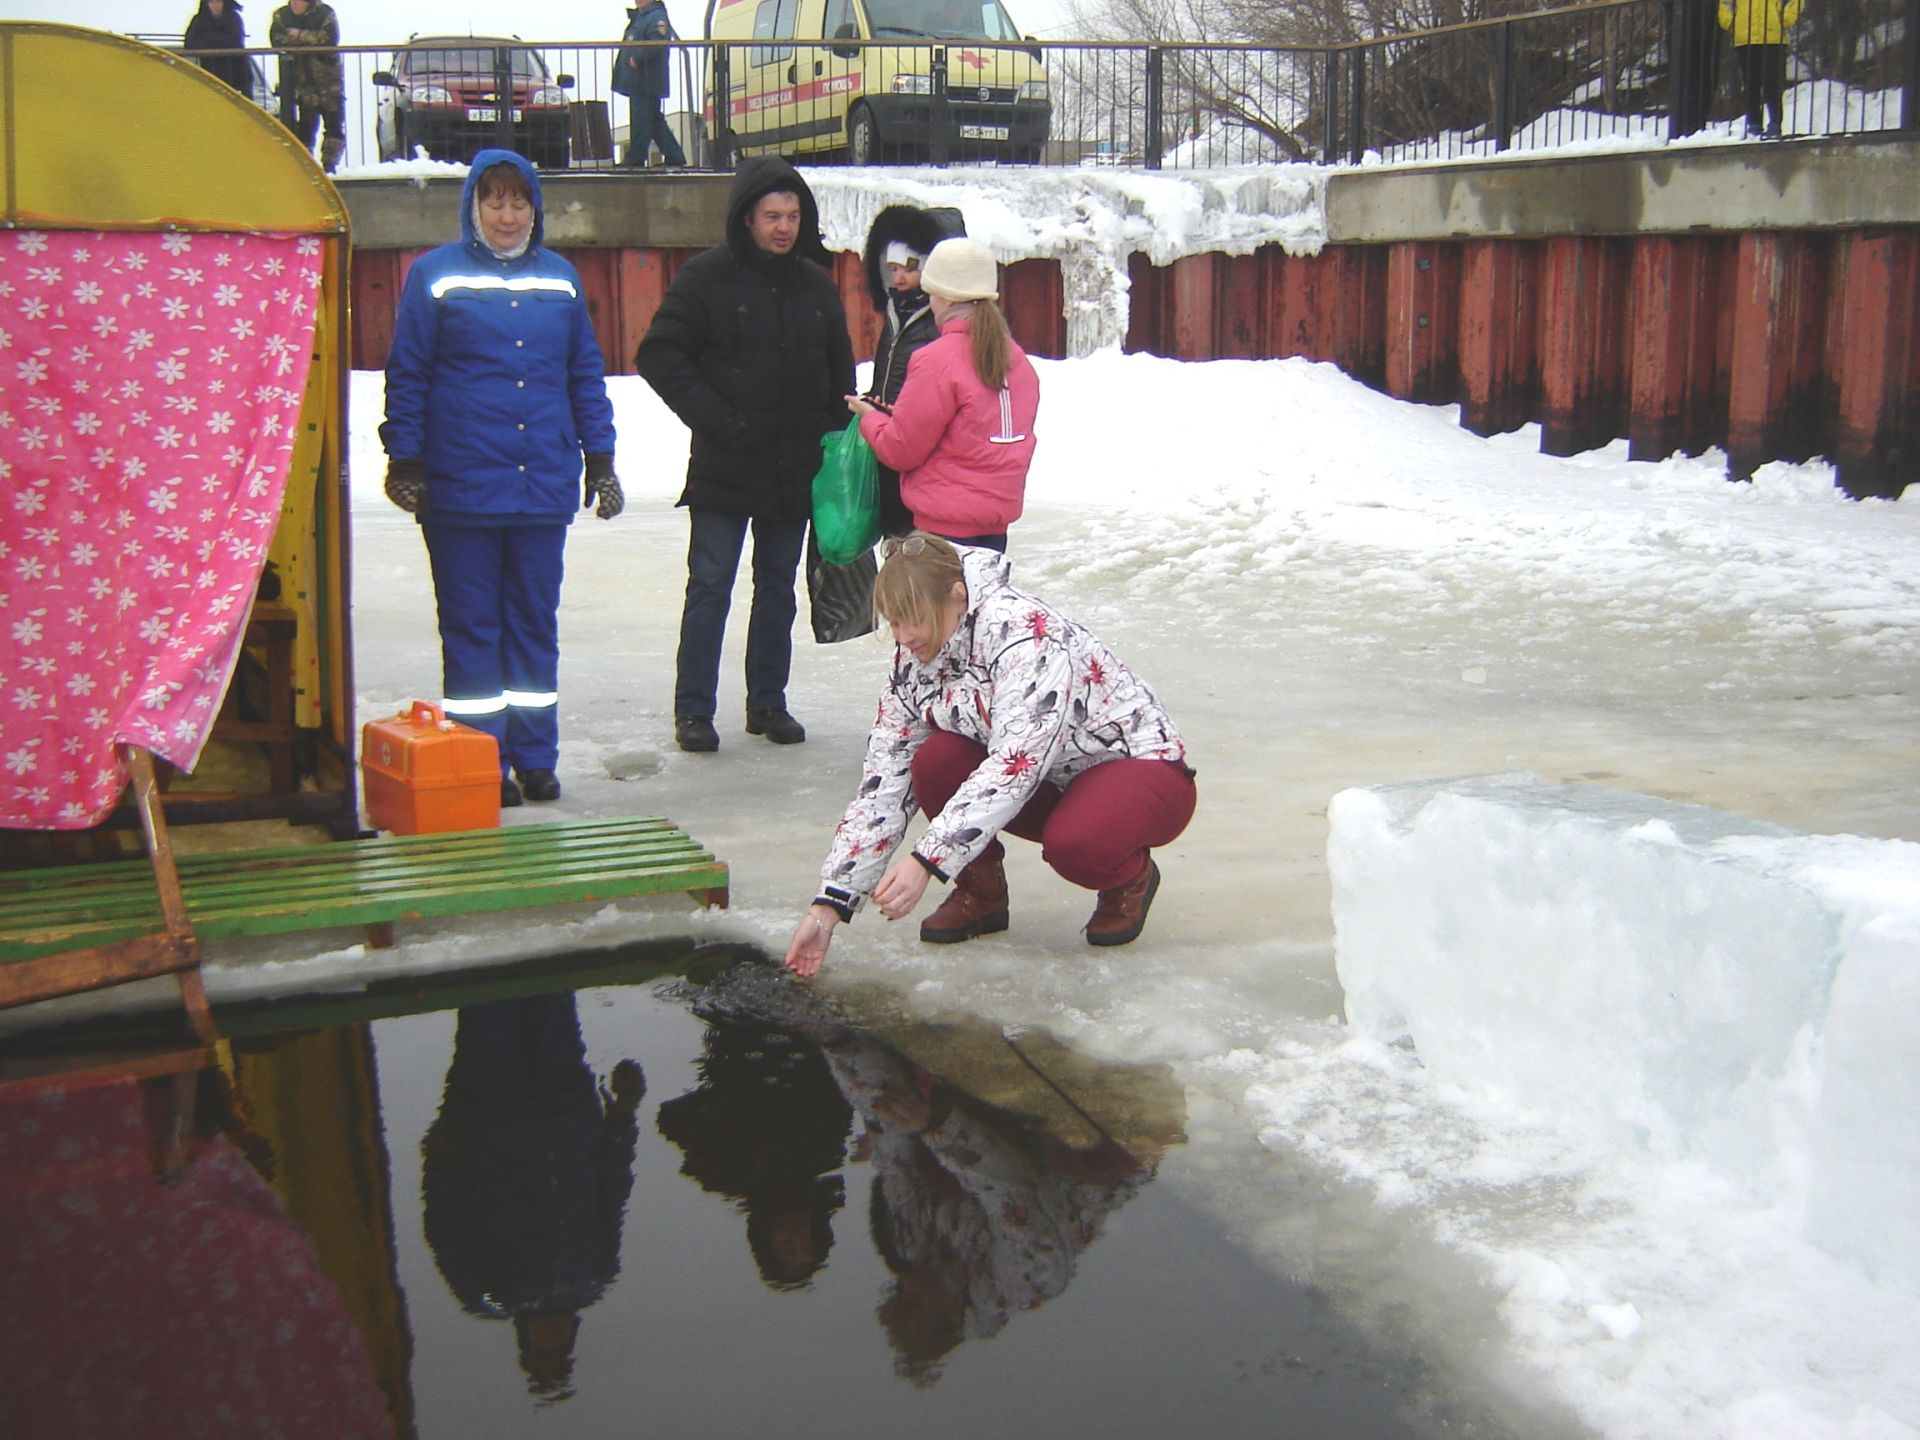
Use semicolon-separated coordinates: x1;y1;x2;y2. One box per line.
379;150;617;525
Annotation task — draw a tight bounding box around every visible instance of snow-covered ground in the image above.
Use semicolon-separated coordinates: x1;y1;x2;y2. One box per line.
337;345;1919;1440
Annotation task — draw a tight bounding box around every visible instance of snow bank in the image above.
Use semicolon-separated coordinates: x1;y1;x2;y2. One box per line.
795;167;1322;357
1328;773;1920;1287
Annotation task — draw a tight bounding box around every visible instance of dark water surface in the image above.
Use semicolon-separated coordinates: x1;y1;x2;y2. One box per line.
0;939;1520;1439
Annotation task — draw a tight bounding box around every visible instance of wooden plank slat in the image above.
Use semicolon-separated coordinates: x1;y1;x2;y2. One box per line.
1;834;712;931
4;849;721;937
4;857;729;955
1;817;730;964
0;933;197;1005
2;843;719;937
0;818;684;901
0;816;676;891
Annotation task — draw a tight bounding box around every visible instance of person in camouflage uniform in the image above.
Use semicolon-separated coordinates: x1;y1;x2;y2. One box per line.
270;0;344;171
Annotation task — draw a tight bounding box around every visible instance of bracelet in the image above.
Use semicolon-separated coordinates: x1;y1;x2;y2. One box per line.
807;913;831;937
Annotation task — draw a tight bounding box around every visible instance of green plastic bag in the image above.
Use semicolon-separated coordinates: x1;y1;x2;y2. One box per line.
811;416;880;566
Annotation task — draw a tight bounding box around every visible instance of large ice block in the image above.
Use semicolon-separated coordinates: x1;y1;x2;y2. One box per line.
1328;772;1920;1284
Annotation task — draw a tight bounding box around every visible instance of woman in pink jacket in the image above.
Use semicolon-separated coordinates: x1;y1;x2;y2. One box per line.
845;238;1039;551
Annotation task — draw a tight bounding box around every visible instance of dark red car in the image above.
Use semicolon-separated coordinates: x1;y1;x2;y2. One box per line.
373;36;575;169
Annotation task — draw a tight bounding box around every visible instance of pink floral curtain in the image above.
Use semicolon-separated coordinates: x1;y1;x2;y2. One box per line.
0;229;323;830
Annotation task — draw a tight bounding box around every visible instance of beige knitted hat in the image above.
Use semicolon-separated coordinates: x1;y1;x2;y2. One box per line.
920;237;999;301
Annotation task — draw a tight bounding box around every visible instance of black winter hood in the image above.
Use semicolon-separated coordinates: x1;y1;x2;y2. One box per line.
861;204;966;310
725;156;831;269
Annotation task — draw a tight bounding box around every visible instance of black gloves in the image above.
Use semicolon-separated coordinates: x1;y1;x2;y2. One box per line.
583;453;624;520
385;457;426;514
388;455;622;519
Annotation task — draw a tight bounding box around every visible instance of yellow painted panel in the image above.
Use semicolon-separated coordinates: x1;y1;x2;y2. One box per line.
2;21;357;825
270;283;337;730
2;24;346;233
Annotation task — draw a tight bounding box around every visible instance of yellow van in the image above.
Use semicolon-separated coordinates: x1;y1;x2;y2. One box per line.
705;0;1051;164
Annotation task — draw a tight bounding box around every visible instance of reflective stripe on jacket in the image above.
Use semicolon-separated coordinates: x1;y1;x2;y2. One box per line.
378;150;616;522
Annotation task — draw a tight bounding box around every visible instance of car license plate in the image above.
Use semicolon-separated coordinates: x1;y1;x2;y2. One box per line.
959;124;1009;140
466;107;524;122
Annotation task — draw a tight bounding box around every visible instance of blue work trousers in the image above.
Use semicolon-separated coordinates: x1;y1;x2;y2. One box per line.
675;508;807;719
422;522;568;773
625;94;687;166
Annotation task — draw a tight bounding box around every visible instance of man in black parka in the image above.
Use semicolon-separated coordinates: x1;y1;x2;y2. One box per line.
860;203;967;537
637;157;855;754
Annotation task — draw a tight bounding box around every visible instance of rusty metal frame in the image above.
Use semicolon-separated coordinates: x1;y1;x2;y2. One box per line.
0;746;217;1045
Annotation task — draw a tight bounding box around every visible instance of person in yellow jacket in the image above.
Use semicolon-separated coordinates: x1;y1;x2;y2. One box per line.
1718;0;1802;137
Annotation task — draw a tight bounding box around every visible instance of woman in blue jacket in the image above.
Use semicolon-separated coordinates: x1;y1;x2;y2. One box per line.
380;151;622;807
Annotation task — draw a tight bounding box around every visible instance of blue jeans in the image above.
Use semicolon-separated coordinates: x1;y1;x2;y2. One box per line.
625;94;686;166
675;508;807;718
422;521;567;773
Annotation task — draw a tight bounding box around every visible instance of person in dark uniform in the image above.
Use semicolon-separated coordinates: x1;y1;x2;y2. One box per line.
421;995;645;1402
611;0;687;167
379;150;623;807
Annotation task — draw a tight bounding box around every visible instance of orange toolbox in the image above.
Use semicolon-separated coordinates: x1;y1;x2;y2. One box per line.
361;701;501;835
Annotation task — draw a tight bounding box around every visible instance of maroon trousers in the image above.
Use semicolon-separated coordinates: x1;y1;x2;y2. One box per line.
911;731;1197;891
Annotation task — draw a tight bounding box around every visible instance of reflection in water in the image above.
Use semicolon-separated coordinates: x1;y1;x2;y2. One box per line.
826;1028;1152;1387
420;995;644;1404
0;1067;392;1440
674;960;1168;1385
654;999;853;1289
2;952;1230;1436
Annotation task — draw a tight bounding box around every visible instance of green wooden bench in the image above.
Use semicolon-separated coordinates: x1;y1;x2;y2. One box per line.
0;815;730;1014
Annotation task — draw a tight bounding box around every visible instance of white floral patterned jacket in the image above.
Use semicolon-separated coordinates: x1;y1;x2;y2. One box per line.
820;548;1187;906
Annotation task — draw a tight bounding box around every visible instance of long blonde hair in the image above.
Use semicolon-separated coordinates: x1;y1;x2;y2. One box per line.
946;299;1014;390
872;532;966;635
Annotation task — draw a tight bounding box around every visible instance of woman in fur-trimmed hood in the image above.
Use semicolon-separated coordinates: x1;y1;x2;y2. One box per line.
859;204;967;535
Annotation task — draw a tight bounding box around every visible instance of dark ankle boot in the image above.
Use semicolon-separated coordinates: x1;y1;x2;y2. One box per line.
1085;857;1160;946
920;841;1009;944
745;707;806;745
517;768;561;802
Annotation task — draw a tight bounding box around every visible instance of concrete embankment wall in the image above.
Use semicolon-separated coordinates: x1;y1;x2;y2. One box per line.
338;138;1919;497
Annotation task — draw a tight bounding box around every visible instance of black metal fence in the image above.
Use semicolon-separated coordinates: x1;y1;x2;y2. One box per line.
155;0;1915;176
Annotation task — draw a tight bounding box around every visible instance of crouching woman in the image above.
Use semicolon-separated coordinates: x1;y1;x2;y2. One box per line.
784;534;1197;978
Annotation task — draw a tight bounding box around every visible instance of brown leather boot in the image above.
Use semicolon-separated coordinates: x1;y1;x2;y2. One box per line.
919;841;1009;944
1085;857;1160;946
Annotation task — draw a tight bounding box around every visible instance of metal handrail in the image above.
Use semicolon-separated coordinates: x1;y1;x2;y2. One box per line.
139;0;1914;175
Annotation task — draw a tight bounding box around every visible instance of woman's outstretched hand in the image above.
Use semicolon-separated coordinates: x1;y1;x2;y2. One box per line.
783;905;840;977
872;857;932;921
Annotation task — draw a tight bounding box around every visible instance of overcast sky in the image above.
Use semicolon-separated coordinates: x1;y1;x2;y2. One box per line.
2;0;1081;47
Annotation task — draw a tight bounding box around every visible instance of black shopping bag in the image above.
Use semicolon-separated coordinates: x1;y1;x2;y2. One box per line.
806;527;877;644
